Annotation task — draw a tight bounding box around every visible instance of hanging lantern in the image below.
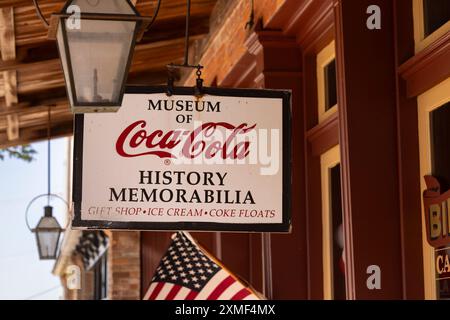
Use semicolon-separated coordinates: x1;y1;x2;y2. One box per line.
26;195;69;261
44;0;154;113
25;107;68;260
32;206;64;260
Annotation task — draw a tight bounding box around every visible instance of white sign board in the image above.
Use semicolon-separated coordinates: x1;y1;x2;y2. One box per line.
73;86;291;232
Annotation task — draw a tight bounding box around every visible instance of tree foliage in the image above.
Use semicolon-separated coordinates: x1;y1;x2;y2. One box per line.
0;145;37;162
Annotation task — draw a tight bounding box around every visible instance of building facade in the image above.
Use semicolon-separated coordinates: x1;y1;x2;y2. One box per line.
55;0;450;300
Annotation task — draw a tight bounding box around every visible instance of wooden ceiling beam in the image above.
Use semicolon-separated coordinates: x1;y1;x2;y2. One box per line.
6;114;19;141
0;119;73;149
0;7;16;61
0;6;19;142
0;34;205;99
141;14;210;43
127;69;174;86
0;100;70;131
0;0;62;9
0;99;66;117
0;23;208;73
3;70;18;107
12;0;216;47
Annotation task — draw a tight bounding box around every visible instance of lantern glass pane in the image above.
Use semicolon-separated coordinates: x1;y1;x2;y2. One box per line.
35;215;62;259
69;0;136;15
65;19;137;106
56;22;75;107
36;230;61;259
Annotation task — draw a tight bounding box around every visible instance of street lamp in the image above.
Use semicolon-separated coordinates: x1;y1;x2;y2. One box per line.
25;108;68;260
32;206;64;260
52;0;151;113
26;194;68;261
33;0;160;113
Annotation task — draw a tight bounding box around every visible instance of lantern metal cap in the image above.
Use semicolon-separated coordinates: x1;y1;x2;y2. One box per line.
26;193;69;233
44;205;53;217
47;0;153;41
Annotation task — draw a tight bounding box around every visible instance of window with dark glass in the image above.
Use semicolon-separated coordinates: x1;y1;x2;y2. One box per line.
423;0;450;37
430;102;450;191
330;164;346;299
93;251;108;300
430;101;450;300
324;59;337;111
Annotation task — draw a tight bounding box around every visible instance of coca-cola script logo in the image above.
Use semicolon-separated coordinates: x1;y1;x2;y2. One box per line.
116;120;257;160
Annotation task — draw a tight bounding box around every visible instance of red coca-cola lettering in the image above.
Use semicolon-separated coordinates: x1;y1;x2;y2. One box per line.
116;120;256;159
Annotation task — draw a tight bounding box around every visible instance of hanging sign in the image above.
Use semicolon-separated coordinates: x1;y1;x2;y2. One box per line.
72;86;291;232
435;248;450;281
423;175;450;248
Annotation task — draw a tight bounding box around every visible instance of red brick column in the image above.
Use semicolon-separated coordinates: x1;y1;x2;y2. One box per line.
108;231;141;300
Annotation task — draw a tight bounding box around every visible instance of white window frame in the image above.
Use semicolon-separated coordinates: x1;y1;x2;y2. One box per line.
413;0;450;53
317;41;337;123
320;144;340;299
418;77;450;299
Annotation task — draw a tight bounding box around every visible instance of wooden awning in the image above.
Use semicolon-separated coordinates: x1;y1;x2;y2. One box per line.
0;0;216;148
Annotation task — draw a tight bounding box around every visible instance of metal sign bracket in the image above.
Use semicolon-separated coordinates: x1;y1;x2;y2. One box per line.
166;0;205;98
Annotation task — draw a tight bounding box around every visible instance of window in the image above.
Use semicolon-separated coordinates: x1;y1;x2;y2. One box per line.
321;145;346;299
324;60;337;111
429;102;450;300
423;0;450;37
93;251;108;300
418;77;450;299
317;41;337;122
414;0;450;52
430;102;450;191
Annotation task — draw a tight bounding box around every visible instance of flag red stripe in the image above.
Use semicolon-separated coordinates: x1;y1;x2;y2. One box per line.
231;288;251;300
148;282;165;300
207;275;235;300
166;285;182;300
185;290;198;300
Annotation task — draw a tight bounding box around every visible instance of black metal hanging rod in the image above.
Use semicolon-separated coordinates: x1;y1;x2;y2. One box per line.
33;0;49;28
245;0;255;30
47;106;51;205
166;0;204;97
166;0;201;70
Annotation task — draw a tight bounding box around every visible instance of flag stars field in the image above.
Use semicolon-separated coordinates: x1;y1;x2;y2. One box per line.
143;232;260;300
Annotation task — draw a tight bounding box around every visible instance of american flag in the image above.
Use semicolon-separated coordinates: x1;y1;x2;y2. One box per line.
143;232;261;300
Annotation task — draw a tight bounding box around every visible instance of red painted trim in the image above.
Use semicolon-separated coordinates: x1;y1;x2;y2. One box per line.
398;32;450;97
333;0;356;299
393;0;424;299
306;112;339;156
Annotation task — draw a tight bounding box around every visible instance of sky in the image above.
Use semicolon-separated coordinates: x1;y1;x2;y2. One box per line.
0;137;69;300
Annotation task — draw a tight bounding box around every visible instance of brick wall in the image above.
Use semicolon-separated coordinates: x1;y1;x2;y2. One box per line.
82;267;94;300
184;0;287;86
107;231;141;300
